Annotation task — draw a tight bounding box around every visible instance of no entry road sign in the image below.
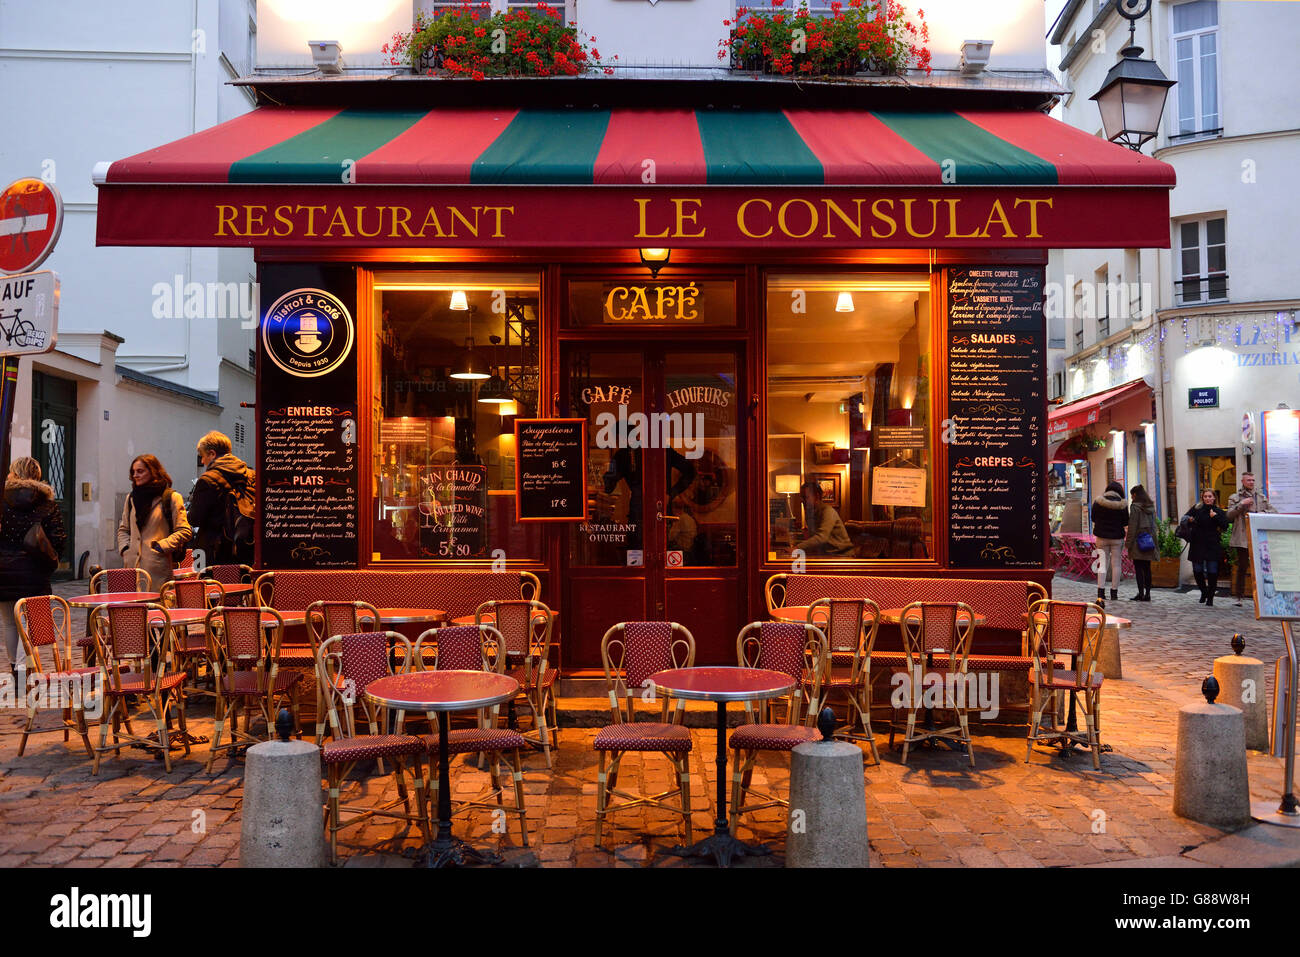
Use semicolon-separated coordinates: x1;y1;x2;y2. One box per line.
0;178;64;274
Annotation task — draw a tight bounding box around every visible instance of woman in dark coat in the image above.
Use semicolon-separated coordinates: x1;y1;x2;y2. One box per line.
1090;480;1129;605
1125;485;1158;602
0;457;67;673
1182;488;1229;606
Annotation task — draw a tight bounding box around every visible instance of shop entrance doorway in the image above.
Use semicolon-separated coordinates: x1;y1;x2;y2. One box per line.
1194;449;1237;508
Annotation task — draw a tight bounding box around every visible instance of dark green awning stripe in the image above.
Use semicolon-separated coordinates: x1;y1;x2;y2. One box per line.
872;112;1058;185
697;112;824;185
228;109;428;183
470;110;610;184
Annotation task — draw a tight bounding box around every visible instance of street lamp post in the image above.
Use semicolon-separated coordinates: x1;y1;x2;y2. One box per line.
1090;0;1176;151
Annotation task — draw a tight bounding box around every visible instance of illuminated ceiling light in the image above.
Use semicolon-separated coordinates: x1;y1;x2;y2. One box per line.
477;375;513;404
639;248;671;278
450;338;490;380
835;292;854;313
449;290;469;311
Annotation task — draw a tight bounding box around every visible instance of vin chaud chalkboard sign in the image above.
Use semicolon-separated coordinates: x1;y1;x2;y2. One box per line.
515;418;587;522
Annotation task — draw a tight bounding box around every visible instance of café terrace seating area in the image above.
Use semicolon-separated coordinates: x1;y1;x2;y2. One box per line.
5;560;1131;866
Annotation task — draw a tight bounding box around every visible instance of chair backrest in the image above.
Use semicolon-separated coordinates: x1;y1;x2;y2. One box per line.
318;630;412;740
520;570;542;602
305;601;380;655
807;597;880;682
600;621;695;724
414;624;504;674
765;573;789;615
15;595;74;673
204;606;282;695
898;602;975;672
476;600;552;662
1028;599;1104;669
176;549;195;573
736;621;827;726
253;571;275;606
91;603;171;692
161;578;225;610
208;564;253;585
91;568;150;594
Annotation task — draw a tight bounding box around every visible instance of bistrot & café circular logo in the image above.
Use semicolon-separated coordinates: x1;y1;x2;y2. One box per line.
262;288;354;378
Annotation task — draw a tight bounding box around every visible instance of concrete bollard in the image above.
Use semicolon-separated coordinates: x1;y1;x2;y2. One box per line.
787;709;869;868
1173;680;1251;829
1213;653;1268;751
240;713;327;868
1096;623;1123;680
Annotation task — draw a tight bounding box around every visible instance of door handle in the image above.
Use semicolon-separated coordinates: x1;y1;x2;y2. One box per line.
655;499;664;522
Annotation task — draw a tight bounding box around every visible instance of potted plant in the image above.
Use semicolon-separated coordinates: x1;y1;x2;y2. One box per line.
1150;517;1185;588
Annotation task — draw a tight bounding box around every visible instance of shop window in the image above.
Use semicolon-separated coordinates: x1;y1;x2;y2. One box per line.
765;273;933;562
566;280;736;328
1170;0;1221;140
1177;216;1227;304
370;271;543;562
1096;265;1110;339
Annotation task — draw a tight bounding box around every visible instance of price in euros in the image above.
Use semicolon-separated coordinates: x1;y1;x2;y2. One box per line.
551;498;566;508
551;459;566;469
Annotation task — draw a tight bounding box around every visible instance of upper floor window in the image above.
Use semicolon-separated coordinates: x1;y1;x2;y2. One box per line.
735;0;835;17
1073;282;1086;351
417;0;567;20
1177;216;1228;304
1171;0;1220;140
1095;265;1110;340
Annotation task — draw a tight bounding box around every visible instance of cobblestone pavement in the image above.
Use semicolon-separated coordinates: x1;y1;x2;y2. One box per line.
0;575;1294;868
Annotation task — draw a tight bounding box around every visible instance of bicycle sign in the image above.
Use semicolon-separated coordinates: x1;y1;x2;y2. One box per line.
0;270;58;357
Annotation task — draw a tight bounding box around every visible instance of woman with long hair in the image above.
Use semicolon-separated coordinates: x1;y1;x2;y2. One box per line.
1125;484;1158;601
116;454;192;590
0;457;67;674
1182;488;1229;606
1090;480;1129;606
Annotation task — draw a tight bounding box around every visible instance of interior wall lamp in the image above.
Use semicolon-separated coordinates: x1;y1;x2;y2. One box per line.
639;248;671;278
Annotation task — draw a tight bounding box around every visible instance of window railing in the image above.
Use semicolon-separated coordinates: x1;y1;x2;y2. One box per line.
1177;274;1229;304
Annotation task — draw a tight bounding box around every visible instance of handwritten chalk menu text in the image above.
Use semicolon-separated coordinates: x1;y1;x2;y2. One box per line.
417;465;488;558
516;418;587;521
261;406;358;567
947;266;1046;568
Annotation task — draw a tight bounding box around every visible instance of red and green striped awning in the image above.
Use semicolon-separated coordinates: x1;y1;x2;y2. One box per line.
95;107;1174;249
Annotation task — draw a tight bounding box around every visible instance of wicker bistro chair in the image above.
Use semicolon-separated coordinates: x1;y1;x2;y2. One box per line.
207;564;254;586
159;578;226;690
13;595;97;758
476;599;558;768
204;606;303;772
316;630;430;865
1026;599;1107;769
302;601;382;741
728;621;828;834
78;568;155;665
410;624;530;846
593;622;696;847
890;602;978;768
805;598;883;764
87;603;191;773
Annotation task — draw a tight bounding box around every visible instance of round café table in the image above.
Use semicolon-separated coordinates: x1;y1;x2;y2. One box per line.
366;670;519;868
68;591;160;608
448;609;558;627
771;605;987;627
648;667;795;867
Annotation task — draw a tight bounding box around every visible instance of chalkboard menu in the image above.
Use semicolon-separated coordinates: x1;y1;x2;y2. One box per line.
257;264;360;569
947;266;1046;568
516;418;587;521
417;465;488;559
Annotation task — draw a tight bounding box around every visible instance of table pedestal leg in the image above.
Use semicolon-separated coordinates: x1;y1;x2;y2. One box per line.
419;714;504;868
667;701;773;867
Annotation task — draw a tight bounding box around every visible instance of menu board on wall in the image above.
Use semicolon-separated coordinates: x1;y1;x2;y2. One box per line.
1264;410;1300;513
257;264;360;569
946;266;1046;568
516;418;587;521
417;465;488;559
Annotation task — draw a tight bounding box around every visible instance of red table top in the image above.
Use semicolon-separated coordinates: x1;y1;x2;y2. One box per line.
70;591;160;607
648;667;795;703
879;607;986;625
374;607;447;624
449;609;557;626
365;670;518;711
772;605;986;625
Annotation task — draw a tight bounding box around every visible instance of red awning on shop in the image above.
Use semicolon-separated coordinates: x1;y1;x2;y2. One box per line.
92;106;1175;249
1048;379;1151;440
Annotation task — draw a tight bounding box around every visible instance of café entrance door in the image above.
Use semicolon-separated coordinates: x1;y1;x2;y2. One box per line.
561;343;746;667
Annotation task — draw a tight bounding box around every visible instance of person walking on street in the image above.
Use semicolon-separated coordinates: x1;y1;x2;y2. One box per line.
1226;471;1277;606
1091;480;1129;606
117;455;192;590
188;431;255;568
0;457;67;675
1183;488;1229;606
1125;484;1158;602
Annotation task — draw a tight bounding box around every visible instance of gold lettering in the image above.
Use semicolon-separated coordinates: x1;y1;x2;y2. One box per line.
680;282;699;321
736;198;773;239
672;198;705;238
943;198;982;239
243;205;269;238
655;285;676;318
822;198;864;239
389;206;416;238
870;199;897;239
979;199;1017;239
629;285;652;318
354;205;383;238
215;205;238;237
901;198;940;239
418;207;446;238
635;198;670;239
448;206;480;238
323;206;353;238
1014;197;1053;239
604;287;628;321
294;205;327;237
777;199;817;239
272;205;294;237
484;205;512;238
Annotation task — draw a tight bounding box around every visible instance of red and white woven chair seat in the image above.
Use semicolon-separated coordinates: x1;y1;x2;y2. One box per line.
277;645;316;667
593;722;692;752
729;723;822;751
221;670;303;696
1032;670;1103;690
322;734;425;764
421;727;528;755
107;672;187;695
507;665;557;689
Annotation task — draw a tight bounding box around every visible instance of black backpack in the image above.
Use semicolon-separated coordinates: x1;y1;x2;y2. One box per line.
209;467;256;545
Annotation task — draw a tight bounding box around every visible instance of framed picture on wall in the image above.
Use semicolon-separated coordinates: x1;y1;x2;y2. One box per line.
809;472;841;509
812;442;835;465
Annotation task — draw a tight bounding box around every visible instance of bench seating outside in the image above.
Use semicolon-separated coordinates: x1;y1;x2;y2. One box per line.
254;569;541;617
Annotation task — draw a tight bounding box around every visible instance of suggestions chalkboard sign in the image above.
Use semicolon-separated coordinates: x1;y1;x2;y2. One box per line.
947;266;1046;568
516;418;587;522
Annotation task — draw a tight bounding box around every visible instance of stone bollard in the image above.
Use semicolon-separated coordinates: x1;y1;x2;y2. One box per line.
1096;622;1123;680
787;708;869;868
1173;678;1251;829
1214;635;1268;751
240;709;327;868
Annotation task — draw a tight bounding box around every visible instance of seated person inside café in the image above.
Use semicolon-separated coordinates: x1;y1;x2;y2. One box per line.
794;480;855;557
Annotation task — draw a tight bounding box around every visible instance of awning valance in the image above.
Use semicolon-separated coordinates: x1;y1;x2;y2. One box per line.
94;107;1174;249
1048;379;1152;440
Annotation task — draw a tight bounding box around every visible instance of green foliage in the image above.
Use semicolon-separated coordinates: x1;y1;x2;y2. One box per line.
1155;517;1185;560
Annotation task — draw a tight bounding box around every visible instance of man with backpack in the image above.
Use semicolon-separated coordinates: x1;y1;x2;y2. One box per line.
188;430;256;567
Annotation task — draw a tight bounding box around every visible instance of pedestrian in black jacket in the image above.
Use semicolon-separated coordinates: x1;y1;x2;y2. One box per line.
1090;480;1128;605
188;430;254;567
0;457;67;673
1183;489;1230;606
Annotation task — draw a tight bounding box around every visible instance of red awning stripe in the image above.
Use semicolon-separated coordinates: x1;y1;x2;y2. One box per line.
1048;379;1152;436
593;109;708;184
783;110;940;184
353;109;519;184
